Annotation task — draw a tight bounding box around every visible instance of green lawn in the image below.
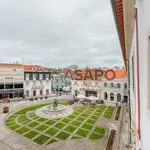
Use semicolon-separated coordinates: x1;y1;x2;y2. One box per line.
54;123;66;129
45;120;56;125
16;127;30;134
45;128;59;136
36;125;48;131
6;104;110;145
37;117;48;122
81;123;93;130
86;119;96;125
89;133;102;139
94;127;105;135
76;129;88;137
71;121;82;126
56;132;70;140
64;125;76;133
61;118;72;124
34;134;49;145
24;131;39;139
47;139;57;145
28;122;39;127
76;116;86;122
9;124;21;130
14;104;49;115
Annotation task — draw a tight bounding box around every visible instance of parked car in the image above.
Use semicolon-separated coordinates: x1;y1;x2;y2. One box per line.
62;87;71;92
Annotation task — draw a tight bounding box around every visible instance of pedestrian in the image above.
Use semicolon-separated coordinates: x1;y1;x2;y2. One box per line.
59;92;61;96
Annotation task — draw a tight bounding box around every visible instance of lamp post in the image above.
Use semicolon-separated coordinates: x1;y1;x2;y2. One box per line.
124;59;132;144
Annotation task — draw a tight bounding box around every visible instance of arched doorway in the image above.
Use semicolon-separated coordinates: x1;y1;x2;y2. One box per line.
26;90;29;97
104;92;107;100
110;93;114;101
46;89;49;95
117;93;121;102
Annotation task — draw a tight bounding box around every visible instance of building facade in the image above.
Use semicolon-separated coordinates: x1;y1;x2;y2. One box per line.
24;65;51;98
0;63;24;100
110;0;150;149
72;69;128;105
51;74;71;91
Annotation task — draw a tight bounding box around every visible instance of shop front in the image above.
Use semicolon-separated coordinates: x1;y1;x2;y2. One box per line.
0;89;24;100
85;90;97;97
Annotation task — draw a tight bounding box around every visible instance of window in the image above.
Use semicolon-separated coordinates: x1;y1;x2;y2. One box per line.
132;56;135;89
46;74;50;80
5;84;13;89
39;74;43;80
117;83;121;89
26;81;29;86
46;89;49;95
124;83;127;90
40;90;43;95
14;84;23;89
104;92;107;100
75;90;78;96
25;74;29;80
33;90;36;96
40;81;43;86
110;93;114;101
0;84;4;89
104;83;107;87
29;73;33;80
33;81;36;86
117;93;121;102
26;90;29;97
46;80;49;84
110;83;114;88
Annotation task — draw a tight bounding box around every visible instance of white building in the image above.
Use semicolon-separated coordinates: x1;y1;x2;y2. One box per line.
111;0;150;149
72;69;128;105
24;65;51;98
0;63;24;100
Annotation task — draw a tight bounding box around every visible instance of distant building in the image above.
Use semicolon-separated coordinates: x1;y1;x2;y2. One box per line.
51;72;71;91
67;65;78;70
24;65;51;98
72;69;128;105
0;63;24;100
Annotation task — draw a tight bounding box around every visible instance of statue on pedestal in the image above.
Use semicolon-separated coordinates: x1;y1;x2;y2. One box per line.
53;98;58;110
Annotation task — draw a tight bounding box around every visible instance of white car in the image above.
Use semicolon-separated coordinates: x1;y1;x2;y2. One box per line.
62;87;71;92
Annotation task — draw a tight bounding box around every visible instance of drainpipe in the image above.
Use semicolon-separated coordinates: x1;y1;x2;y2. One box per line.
124;59;132;144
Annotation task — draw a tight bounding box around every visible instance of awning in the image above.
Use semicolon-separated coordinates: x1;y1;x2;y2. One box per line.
0;89;24;94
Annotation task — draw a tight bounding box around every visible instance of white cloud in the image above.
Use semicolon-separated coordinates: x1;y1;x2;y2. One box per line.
0;0;123;68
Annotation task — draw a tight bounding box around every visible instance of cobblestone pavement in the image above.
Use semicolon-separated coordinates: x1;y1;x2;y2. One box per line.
0;97;115;150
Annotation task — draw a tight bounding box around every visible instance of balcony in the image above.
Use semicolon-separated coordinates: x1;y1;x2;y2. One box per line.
32;85;44;89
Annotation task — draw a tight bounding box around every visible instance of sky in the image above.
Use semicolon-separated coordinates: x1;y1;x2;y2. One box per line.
0;0;124;68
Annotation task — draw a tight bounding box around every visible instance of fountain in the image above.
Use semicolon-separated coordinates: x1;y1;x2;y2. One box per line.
45;98;66;112
35;98;73;119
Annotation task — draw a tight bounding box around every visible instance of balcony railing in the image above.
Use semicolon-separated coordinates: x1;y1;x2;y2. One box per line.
32;85;44;89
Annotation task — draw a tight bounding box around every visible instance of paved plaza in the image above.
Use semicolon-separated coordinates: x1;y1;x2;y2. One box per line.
0;97;118;150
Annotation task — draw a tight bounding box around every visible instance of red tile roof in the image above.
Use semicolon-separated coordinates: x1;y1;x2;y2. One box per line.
23;65;50;72
0;63;50;71
0;63;23;67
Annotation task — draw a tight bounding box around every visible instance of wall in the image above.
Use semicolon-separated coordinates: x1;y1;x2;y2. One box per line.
138;0;150;149
129;0;150;149
71;78;128;104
